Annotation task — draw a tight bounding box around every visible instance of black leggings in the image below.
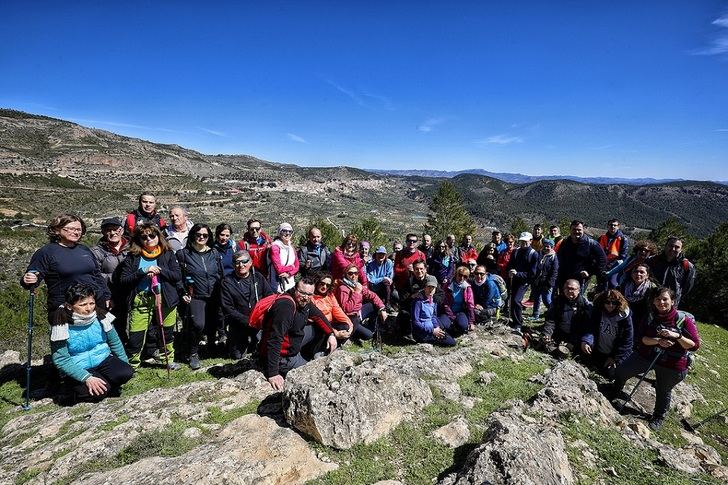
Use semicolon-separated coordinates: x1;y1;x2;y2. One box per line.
61;355;134;405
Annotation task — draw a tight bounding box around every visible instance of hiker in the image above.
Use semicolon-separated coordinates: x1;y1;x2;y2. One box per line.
219;250;273;359
91;217;130;344
334;263;387;342
21;213;111;398
549;225;564;251
471;264;501;323
396;259;445;341
542;279;593;353
359;240;372;264
213;223;236;277
647;236;696;307
580;289;633;379
118;222;182;370
164;206;193;253
606;239;657;288
312;272;354;345
530;238;559;320
419;233;434;260
429;239;455;287
220;250;273;360
619;263;658;340
598;219;629;290
443;266;476;334
495;233;515;279
476;242;498;274
389;240;403;262
331;234;368;286
50;284;134;405
366;246;396;309
237;218;272;276
176;223;224;369
491;230;507;254
298;226;331;278
268;222;299;293
556;220;607;295
259;277;337;390
612;287;700;430
507;232;539;333
455;234;478;267
123;192;166;237
531;224;545;252
412;276;457;347
394;233;427;292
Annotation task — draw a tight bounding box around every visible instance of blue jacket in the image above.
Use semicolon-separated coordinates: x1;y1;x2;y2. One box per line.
471;276;501;309
366;258;394;286
411;293;440;340
428;254;455;285
506;246;539;283
214;240;236;276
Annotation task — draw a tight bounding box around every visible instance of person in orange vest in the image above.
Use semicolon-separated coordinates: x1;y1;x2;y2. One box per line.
598;219;629;290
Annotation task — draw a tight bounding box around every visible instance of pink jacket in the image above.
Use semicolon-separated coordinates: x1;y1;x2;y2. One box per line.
331;248;368;286
334;281;383;316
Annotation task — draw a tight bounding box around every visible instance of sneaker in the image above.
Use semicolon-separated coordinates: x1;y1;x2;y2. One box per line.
217;334;228;347
167;362;182;371
144;349;164;365
648;416;664;431
230;349;242;360
189;354;201;370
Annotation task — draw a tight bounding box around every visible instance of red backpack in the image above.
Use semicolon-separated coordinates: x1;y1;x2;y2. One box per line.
248;293;295;329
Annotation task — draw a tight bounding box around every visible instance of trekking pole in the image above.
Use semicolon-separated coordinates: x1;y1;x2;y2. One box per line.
151;275;171;377
681;407;728;432
23;283;37;411
618;348;664;413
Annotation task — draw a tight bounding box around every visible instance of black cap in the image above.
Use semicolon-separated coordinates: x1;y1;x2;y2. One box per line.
100;217;123;228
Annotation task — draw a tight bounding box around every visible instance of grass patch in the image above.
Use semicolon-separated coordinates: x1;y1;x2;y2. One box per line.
203;400;260;426
14;467;41;485
99;414;130;432
560;413;722;484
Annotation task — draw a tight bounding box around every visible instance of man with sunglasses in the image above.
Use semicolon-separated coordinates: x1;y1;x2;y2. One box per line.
542;279;593;354
220;250;273;359
237;218;272;276
394;233;427;292
259;277;337;390
471;265;501;324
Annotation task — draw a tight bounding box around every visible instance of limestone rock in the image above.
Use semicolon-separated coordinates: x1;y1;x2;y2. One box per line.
432;417;470;448
439;411;574;485
283;351;432;449
478;371;497;385
0;349;21;370
74;415;337;485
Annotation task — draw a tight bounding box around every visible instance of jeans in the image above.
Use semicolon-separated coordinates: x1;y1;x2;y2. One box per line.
531;287;553;318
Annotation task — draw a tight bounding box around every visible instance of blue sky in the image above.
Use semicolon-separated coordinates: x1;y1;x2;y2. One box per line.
1;1;727;180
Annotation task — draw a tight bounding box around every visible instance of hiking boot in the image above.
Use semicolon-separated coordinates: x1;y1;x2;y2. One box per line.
167;362;182;371
230;349;243;360
144;349;163;365
189;353;201;370
648;416;664;431
401;334;417;344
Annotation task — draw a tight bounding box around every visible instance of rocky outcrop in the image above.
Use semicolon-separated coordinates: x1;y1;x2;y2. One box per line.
283;351;433;449
439;411;574;485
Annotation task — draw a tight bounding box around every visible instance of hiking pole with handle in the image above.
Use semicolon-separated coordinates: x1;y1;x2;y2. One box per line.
618;348;664;414
681;407;728;432
23;273;38;411
151;274;171;377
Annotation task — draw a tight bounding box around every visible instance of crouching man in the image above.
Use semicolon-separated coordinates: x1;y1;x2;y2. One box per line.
259;277;337;390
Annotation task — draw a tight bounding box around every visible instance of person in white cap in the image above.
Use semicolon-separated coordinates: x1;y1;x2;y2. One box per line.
506;231;539;333
268;222;299;293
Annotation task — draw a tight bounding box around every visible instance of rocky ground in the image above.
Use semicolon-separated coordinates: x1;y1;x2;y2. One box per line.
1;324;726;485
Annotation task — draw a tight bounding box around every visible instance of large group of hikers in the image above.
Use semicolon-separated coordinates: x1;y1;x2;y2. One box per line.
20;191;699;431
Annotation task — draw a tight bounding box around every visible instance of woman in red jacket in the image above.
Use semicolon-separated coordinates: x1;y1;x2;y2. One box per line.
331;234;368;286
334;264;387;342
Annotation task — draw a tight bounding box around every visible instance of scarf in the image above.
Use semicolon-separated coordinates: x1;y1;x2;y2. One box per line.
653;307;678;327
623;279;650;303
72;311;97;326
141;245;162;259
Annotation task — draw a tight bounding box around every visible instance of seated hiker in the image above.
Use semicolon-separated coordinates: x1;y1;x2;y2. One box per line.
366;246;396;310
443;266;476;334
51;284;134;405
612;287;700;430
219;250;273;360
334;264;388;341
412;276;457;347
396;259;445;341
258;277;337;390
580;289;633;380
471;264;501;323
542;279;592;352
312;272;355;345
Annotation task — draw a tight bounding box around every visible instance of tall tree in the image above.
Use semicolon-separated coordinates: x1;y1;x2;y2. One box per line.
351;217;387;249
425;181;476;241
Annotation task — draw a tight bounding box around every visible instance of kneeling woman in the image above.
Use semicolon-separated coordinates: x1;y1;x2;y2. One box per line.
613;287;700;430
119;222;183;369
51;284;134;405
580;289;633;380
312;272;354;344
334;264;387;341
412;276;457;346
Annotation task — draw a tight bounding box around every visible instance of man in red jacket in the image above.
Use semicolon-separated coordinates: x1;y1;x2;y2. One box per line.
237;218;272;276
394;233;427;292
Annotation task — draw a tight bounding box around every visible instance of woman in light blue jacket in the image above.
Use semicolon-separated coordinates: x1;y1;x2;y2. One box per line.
50;284;134;405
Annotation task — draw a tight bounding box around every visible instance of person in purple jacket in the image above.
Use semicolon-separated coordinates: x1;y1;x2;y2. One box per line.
412;276;457;347
612;287;700;430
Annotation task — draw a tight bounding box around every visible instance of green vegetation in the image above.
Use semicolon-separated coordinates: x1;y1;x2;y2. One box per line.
14;467;42;485
426;180;477;241
203;400;261;426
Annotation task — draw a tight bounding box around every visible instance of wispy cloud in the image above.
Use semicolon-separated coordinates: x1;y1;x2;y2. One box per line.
417;117;449;133
591;144;613;150
322;78;393;110
693;15;728;56
716;128;728;132
475;134;524;145
198;127;226;137
69;118;176;133
287;133;308;144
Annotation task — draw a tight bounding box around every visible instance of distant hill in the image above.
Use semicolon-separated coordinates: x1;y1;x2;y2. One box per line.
1;108;727;238
370;168;715;186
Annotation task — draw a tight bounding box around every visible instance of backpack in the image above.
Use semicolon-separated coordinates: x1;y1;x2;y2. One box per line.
248;293;295;330
490;274;508;301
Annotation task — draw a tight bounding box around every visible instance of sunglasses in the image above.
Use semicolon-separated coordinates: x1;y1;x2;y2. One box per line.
249;226;261;231
407;239;418;244
195;233;209;239
140;234;157;241
346;271;359;275
296;288;314;297
280;230;293;235
474;272;486;276
318;281;332;288
234;259;251;265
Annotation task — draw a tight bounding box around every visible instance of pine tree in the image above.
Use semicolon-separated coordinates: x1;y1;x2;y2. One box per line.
425;181;476;241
